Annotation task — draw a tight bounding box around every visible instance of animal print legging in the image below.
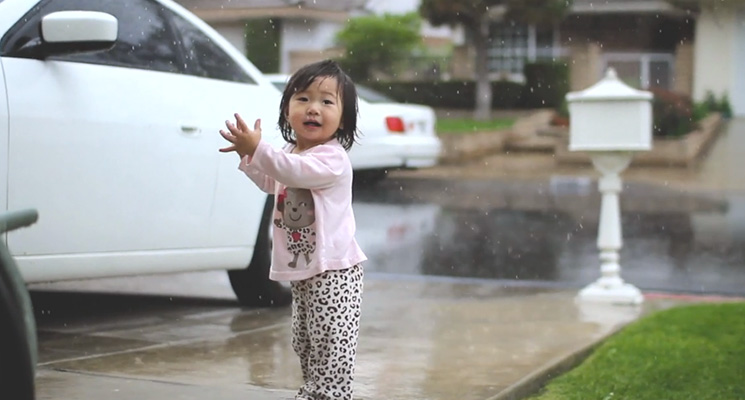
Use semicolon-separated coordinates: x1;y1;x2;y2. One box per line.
290;265;364;400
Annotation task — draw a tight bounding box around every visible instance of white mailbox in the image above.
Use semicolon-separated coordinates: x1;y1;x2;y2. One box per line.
567;68;653;305
566;68;653;151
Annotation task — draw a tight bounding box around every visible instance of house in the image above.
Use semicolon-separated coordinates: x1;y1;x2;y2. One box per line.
559;0;745;116
175;0;745;116
174;0;366;73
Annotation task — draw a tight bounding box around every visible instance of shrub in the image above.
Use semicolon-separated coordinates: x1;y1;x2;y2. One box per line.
366;80;525;109
648;87;695;138
703;91;732;118
522;61;570;108
335;13;422;81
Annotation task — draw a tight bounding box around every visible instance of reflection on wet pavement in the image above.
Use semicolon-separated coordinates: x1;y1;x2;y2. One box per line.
354;179;745;296
354;190;745;295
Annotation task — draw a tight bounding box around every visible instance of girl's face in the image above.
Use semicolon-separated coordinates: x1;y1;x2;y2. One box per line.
286;76;343;152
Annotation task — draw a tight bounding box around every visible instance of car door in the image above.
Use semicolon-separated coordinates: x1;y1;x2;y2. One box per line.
162;1;280;249
1;0;219;264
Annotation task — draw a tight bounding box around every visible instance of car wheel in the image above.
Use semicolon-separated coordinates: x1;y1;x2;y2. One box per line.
0;252;37;400
228;195;292;307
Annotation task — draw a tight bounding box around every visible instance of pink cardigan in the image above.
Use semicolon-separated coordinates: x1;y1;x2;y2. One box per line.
239;139;367;281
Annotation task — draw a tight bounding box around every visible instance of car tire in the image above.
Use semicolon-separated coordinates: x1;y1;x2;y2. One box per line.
228;195;292;307
0;253;37;400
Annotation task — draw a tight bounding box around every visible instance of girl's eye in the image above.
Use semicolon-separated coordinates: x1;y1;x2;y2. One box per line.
323;100;334;105
295;96;308;102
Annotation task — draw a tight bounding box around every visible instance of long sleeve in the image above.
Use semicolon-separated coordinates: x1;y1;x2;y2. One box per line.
250;140;345;189
238;155;276;194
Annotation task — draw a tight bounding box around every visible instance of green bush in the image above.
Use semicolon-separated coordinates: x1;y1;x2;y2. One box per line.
244;18;280;73
365;80;525;109
522;61;570;108
703;91;732;118
335;13;422;81
648;87;695;138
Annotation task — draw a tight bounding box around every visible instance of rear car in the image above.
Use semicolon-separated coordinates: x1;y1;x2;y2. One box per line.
266;74;442;182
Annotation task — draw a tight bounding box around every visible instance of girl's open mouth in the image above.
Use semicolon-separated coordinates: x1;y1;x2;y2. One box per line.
304;121;321;127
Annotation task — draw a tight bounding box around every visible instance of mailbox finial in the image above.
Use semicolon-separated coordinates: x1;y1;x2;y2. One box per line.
605;67;618;80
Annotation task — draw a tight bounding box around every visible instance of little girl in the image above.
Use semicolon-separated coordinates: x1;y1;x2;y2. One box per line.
219;59;366;400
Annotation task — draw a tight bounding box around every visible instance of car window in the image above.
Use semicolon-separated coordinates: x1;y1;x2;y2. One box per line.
166;11;256;84
2;0;183;74
356;85;395;103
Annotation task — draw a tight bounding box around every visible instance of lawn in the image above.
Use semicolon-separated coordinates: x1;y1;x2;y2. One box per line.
529;302;745;400
436;116;516;135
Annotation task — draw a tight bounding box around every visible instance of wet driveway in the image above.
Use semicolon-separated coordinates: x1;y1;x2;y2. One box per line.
28;118;745;399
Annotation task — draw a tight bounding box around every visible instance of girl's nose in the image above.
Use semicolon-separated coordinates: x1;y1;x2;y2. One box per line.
306;103;320;115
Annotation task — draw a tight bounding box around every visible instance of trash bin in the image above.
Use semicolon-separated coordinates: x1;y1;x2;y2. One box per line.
0;209;39;400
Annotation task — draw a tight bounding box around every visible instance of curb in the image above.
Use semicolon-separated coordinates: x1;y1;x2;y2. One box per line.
484;324;626;400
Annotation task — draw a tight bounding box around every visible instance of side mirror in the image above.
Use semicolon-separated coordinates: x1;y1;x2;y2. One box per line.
13;11;117;59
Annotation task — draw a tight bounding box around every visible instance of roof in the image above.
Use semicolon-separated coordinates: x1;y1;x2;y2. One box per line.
570;0;690;16
174;0;367;22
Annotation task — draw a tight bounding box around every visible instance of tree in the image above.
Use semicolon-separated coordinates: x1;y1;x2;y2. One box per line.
419;0;572;120
335;12;422;82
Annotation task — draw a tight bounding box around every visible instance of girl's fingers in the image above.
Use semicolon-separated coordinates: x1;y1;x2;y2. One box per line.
225;120;241;135
219;130;234;142
253;118;261;132
219;145;237;153
235;113;249;132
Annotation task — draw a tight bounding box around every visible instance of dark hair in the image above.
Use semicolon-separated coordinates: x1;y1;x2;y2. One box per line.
277;59;359;151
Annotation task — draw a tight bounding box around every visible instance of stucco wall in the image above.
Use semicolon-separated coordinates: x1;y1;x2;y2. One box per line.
673;41;693;96
693;8;735;105
216;22;249;54
732;8;745;116
280;19;342;73
568;43;602;91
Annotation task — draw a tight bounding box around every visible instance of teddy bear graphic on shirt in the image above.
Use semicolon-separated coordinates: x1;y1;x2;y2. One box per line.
274;187;317;269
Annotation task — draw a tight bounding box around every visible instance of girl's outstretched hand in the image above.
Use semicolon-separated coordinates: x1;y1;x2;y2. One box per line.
219;113;261;158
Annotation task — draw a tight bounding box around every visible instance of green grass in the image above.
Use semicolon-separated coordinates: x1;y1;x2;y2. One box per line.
529;302;745;400
436;117;516;135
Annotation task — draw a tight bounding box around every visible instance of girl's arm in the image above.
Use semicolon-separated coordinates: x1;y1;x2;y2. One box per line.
238;155;276;194
250;140;346;189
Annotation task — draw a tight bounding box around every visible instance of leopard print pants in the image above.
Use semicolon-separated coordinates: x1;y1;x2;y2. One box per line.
290;264;364;400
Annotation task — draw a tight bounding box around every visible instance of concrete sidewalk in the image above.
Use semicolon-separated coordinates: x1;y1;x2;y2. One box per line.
32;273;730;400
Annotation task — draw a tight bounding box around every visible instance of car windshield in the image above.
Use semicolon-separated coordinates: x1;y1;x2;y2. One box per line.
355;85;394;103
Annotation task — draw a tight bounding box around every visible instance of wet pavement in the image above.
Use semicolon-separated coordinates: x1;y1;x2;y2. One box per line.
28;118;745;399
376;117;745;297
30;276;720;400
354;178;744;296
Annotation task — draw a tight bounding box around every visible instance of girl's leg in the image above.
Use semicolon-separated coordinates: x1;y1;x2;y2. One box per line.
305;265;364;400
291;280;314;400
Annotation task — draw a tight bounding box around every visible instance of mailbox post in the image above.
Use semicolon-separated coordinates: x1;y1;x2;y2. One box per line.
566;68;652;305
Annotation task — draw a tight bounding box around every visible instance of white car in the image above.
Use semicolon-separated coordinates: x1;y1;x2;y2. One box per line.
0;0;291;306
266;74;442;183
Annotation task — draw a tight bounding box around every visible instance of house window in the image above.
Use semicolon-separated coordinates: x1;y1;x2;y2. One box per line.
488;22;561;79
602;53;675;89
488;22;528;76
